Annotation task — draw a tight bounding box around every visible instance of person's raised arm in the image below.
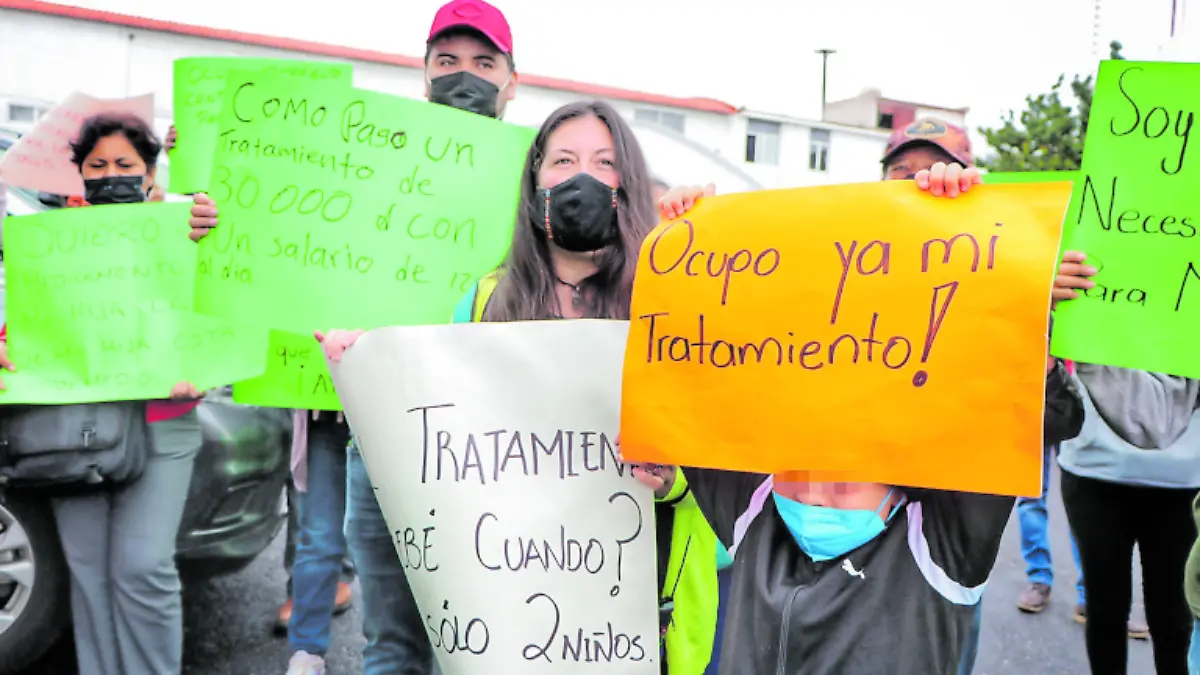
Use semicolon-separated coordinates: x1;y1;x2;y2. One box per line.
621;442;767;548
912;488;1015;592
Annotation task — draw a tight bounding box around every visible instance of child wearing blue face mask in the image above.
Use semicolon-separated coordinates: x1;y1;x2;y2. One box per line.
626;165;1087;675
772;486;905;563
629;357;1083;675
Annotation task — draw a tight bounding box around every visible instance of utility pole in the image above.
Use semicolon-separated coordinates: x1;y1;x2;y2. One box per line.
816;49;836;121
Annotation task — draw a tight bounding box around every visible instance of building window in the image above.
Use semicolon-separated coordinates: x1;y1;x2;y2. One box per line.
6;103;48;124
878;113;895;129
809;128;831;172
634;108;686;134
745;119;781;165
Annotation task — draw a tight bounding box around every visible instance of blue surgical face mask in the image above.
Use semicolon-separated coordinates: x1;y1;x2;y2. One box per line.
772;488;904;562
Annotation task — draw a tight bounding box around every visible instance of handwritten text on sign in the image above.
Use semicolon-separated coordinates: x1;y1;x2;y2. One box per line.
0;92;154;196
332;321;657;675
231;330;341;410
1052;60;1200;376
2;204;268;404
169;58;353;195
194;71;534;334
620;181;1071;496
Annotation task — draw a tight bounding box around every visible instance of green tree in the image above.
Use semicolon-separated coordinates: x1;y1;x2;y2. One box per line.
978;41;1124;171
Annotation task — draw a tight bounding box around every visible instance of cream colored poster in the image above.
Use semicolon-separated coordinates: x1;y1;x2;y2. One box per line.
331;320;658;675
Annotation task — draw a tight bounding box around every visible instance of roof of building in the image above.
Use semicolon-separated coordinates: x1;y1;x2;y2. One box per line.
0;0;740;115
880;96;970;114
741;109;892;140
829;88;970;115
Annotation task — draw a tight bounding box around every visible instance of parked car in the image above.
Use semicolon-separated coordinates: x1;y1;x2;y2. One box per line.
0;129;293;673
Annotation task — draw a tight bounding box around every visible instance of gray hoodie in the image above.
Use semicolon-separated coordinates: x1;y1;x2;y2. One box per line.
1059;364;1200;488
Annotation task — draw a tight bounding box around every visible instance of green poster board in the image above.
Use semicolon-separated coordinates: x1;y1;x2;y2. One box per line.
1;203;268;403
231;330;341;410
1050;60;1200;376
170;58;353;195
195;71;533;334
199;72;535;408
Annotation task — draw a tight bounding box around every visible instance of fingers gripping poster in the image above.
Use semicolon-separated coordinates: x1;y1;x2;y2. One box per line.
331;320;658;675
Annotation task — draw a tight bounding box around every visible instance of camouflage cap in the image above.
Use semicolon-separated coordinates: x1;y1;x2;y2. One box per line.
881;117;973;167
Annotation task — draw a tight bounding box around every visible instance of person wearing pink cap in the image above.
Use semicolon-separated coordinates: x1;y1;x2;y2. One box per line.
187;3;519;674
424;0;518;119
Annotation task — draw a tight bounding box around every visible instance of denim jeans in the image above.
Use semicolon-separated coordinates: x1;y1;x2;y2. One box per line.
1188;619;1200;675
957;601;983;675
1018;444;1085;604
288;418;350;656
345;442;437;674
285;480;356;595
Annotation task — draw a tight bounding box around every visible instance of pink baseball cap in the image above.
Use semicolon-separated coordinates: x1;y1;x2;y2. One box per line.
428;0;513;55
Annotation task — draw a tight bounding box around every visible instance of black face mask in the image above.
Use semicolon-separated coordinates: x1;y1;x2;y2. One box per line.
429;72;502;119
84;175;147;205
534;173;618;253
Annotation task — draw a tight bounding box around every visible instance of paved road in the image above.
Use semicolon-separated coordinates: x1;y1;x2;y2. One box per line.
21;466;1156;674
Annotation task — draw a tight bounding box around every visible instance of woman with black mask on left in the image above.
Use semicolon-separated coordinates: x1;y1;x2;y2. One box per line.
0;112;205;675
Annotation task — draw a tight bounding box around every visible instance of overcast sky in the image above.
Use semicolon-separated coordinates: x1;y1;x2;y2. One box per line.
67;0;1187;134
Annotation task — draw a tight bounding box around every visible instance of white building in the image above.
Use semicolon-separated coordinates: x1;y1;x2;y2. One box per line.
824;88;969;134
0;0;897;193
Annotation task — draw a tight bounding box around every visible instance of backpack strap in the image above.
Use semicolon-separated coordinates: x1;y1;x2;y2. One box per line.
472;271;502;322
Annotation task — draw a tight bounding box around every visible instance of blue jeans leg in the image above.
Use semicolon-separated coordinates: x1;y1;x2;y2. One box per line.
958;601;983;675
703;568;734;675
288;420;350;656
1188;618;1200;675
285;480;357;597
1017;445;1055;587
345;442;437;675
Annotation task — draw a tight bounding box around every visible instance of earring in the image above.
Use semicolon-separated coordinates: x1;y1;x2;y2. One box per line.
543;190;553;240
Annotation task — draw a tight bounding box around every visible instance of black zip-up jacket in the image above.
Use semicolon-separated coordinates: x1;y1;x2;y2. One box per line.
688;360;1083;675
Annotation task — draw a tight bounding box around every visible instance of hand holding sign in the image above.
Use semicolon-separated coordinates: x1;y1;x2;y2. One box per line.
620;180;1071;496
1053;251;1099;308
315;329;363;363
913;161;984;198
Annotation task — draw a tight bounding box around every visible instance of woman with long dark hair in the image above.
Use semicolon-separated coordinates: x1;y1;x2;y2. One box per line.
322;100;732;675
0;112;203;675
475;99;656;320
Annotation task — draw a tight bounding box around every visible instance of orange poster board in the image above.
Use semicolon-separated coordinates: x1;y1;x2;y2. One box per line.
619;180;1071;497
0;92;155;196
